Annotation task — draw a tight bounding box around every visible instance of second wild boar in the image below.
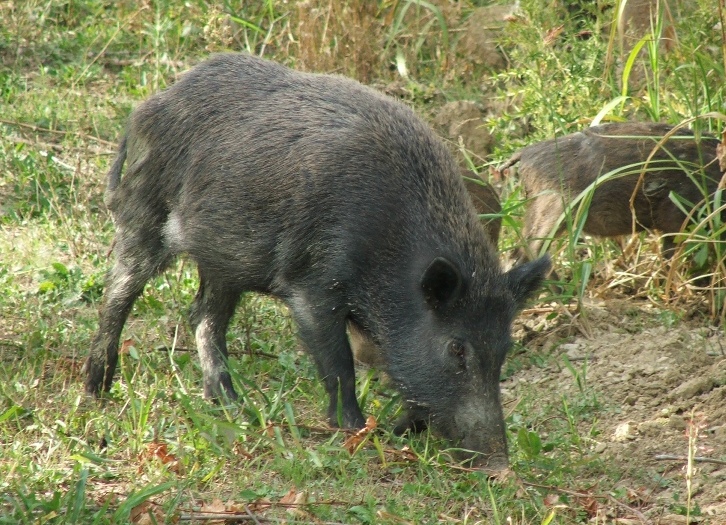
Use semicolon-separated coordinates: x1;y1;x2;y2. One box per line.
501;122;721;262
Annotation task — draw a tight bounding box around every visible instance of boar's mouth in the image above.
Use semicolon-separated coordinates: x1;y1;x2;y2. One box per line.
393;405;510;472
450;436;509;472
430;397;509;471
474;452;508;472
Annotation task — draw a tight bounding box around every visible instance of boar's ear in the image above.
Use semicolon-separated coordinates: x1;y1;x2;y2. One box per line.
421;257;463;309
505;255;551;309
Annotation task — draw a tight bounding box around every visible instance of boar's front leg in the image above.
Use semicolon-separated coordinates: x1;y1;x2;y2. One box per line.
190;271;241;401
287;292;365;430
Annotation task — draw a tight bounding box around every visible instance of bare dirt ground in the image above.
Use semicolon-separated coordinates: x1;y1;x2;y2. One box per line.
508;296;726;522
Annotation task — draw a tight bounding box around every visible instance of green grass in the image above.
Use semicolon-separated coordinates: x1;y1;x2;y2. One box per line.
1;0;724;523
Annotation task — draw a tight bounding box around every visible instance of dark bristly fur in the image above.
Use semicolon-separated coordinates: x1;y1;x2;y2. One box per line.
85;53;549;470
350;169;502;370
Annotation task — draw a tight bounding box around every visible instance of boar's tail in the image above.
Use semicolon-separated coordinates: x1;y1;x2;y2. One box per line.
106;135;127;194
497;151;522;176
103;136;127;211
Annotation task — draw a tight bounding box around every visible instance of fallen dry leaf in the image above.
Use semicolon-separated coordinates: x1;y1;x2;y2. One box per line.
119;338;135;355
623;485;651;506
223;500;248;514
200;498;227;513
576;30;593;39
279;489;311;519
718;129;726;173
263;423;276;438
543;493;561;507
130;501;151;523
578;495;600;518
387;444;418;463
246;498;272;514
487;467;516;483
232;442;254;460
543;24;564;46
141;441;182;474
343;415;377;454
130;500;165;525
488;165;503;182
279;488;307;507
196;498;228;525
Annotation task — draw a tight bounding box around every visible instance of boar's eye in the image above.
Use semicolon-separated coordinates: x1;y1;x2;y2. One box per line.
448;339;466;361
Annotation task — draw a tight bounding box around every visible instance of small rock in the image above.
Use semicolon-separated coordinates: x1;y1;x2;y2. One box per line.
637;418;669;435
668;415;687;431
560;342;584;360
612;422;637;442
668;376;716;402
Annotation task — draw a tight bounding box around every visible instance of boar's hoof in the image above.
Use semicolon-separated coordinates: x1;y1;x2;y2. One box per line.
392;414;429;436
82;357;115;397
203;373;239;403
327;405;366;430
468;452;508;473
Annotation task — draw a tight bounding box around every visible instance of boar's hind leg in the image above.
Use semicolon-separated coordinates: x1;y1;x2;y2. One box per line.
189;271;241;402
392;408;429;436
517;193;563;264
288;295;365;429
85;229;171;395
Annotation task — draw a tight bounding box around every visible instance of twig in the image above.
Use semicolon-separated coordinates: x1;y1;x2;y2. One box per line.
520;306;558;315
607;495;650;524
244;505;262;525
565;355;594;362
292;423;388;436
654;454;726;466
5;135;114;157
186;500;354;512
233;349;278;359
178;513;259;522
0;118;116;147
6;136;64;152
178;512;349;524
153;345;278;360
519;480;607;500
154;346;195;353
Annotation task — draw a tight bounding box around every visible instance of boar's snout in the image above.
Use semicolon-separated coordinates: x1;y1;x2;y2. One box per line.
456;431;509;472
436;393;510;471
454;431;509;472
467;452;509;472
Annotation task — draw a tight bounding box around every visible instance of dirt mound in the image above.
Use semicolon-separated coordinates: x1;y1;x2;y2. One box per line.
508;298;726;521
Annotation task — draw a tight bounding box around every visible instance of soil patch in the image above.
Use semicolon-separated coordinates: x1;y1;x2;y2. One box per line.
509;298;726;521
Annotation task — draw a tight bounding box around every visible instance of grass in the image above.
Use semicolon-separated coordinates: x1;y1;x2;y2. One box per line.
1;0;725;523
